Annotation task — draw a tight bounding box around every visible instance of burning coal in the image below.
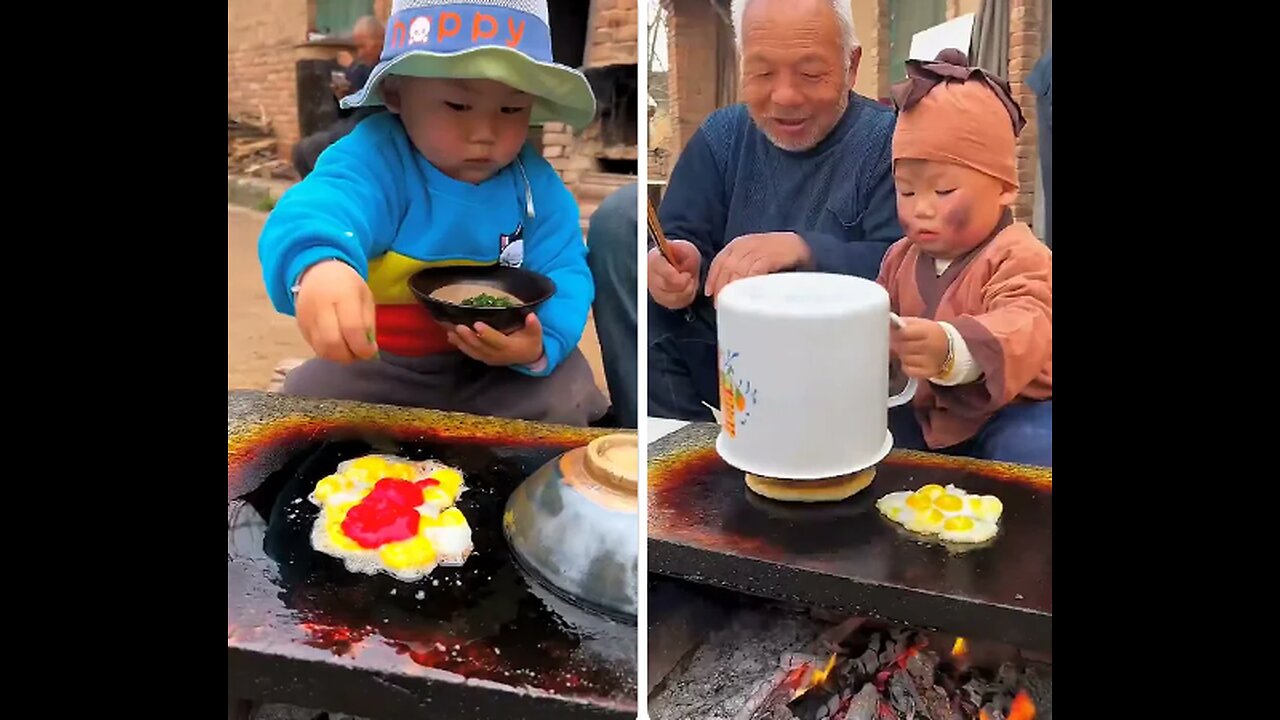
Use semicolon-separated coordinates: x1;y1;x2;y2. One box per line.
766;626;1040;720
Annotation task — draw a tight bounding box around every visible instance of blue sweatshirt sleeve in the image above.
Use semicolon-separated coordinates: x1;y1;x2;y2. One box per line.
257;118;405;315
656;129;727;289
516;152;593;377
798;132;903;280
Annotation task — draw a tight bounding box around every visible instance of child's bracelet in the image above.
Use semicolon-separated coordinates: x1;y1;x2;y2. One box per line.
934;329;956;380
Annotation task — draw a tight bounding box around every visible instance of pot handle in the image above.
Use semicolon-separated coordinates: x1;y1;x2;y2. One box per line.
888;376;917;408
701;400;723;425
888;315;917;408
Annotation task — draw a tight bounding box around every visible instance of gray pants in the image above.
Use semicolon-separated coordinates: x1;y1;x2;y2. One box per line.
586;183;638;428
282;349;608;427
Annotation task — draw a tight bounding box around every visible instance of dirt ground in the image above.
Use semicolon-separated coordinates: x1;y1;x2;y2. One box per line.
227;206;607;395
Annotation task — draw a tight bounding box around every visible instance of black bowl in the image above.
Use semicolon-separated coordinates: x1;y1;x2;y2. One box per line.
408;265;556;334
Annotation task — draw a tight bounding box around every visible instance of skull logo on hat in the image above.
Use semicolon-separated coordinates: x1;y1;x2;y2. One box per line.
408;16;432;45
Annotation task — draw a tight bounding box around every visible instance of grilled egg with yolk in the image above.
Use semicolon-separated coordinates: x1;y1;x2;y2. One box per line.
876;483;1003;543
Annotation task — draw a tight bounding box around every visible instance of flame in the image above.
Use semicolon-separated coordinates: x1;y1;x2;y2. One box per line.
783;664;809;690
792;653;840;699
811;652;838;686
895;646;919;669
1009;690;1037;720
952;636;969;657
975;690;1035;720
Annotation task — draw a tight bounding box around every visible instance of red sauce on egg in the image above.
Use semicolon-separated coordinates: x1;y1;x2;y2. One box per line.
339;478;425;549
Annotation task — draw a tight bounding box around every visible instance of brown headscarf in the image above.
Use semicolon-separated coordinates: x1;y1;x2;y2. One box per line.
890;49;1026;188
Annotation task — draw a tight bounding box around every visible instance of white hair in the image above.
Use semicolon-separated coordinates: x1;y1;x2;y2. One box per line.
731;0;860;58
353;15;383;38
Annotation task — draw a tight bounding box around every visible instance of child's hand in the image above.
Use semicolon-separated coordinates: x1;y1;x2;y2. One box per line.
890;317;950;379
295;259;379;363
648;240;702;310
448;313;545;367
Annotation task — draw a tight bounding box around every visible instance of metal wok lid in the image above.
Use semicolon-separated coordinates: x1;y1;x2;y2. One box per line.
503;433;638;620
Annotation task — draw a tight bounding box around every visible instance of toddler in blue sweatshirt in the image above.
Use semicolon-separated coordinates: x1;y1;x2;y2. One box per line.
257;0;607;426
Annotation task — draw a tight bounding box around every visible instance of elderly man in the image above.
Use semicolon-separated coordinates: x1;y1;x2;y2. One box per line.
648;0;903;420
291;16;385;179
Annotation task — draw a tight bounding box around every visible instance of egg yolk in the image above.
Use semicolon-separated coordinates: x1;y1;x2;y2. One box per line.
383;463;418;481
348;456;390;476
438;507;467;527
912;508;944;527
965;496;1002;521
325;499;360;525
344;467;374;486
313;474;349;503
943;516;975;531
421;486;452;507
906;492;933;510
919;484;945;499
934;494;963;512
326;523;364;552
378;535;438;570
429;468;464;497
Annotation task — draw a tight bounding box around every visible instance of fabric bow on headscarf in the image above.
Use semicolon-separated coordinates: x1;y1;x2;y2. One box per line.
889;49;1026;188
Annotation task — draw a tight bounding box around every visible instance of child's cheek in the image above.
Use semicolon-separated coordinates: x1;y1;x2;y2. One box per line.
895;200;914;232
943;200;972;237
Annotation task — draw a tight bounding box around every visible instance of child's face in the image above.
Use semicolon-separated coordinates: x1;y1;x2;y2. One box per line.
893;159;1017;259
384;76;533;184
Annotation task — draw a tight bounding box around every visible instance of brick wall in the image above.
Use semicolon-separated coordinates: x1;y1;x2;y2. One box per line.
851;0;981;103
662;0;720;153
540;1;639;230
542;120;636;232
585;0;639;68
228;0;309;159
872;0;891;100
849;0;884;101
1008;0;1041;222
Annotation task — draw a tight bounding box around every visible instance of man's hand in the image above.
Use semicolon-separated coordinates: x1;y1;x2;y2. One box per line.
331;76;352;99
704;232;812;300
647;240;702;310
890;317;950;379
447;313;545;367
295;259;378;363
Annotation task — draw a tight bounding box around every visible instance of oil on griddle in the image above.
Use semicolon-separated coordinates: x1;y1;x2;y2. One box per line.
647;423;1051;652
229;428;636;712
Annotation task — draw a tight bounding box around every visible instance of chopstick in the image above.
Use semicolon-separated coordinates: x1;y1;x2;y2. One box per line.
647;196;677;265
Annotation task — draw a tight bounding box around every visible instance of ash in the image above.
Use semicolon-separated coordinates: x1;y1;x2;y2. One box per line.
649;607;825;720
250;705;369;720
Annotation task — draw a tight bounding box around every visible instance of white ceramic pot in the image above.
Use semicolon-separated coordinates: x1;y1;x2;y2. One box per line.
714;272;916;480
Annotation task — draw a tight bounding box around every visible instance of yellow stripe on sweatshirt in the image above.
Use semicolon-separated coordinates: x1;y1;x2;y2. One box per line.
367;252;495;304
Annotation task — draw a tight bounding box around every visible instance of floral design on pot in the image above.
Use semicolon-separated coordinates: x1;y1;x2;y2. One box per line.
718;348;758;437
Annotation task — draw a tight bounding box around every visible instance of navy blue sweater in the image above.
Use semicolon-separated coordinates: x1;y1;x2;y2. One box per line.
658;93;903;287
